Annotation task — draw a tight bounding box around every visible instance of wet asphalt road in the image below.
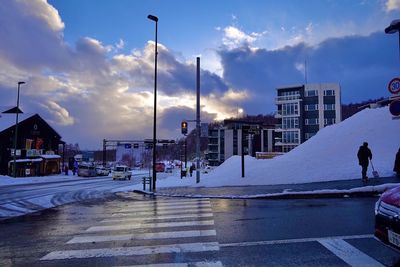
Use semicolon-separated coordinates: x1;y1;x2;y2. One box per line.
0;193;399;267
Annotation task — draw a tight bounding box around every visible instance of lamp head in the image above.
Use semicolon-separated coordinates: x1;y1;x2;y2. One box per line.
147;15;158;22
18;81;25;85
385;19;400;34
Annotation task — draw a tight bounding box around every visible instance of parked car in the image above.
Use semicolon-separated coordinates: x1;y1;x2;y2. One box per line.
375;185;400;251
78;163;97;177
112;165;131;180
155;162;165;172
96;166;110;176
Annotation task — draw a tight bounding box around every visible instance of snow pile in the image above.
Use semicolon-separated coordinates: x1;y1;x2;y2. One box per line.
157;107;400;188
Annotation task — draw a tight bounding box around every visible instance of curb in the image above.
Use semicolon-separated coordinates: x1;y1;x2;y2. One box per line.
133;188;389;200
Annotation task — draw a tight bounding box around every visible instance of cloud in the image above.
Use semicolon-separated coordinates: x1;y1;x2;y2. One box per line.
385;0;400;11
219;32;399;115
221;26;267;50
0;0;241;149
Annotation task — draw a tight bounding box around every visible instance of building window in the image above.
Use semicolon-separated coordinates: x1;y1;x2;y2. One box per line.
282;145;296;152
282;131;299;144
282;103;299;115
324;118;336;126
282;117;299;129
305;90;318;97
324;90;335;96
281;91;299;97
305;132;316;140
324;104;335;110
305;104;318;111
305;118;319;125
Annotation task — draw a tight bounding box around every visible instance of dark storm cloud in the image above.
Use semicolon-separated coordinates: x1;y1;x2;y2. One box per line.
219;32;399;114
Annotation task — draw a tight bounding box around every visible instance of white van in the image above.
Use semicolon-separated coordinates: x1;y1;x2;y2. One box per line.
112;165;131;180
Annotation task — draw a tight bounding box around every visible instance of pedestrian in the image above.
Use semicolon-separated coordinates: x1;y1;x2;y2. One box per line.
357;142;372;182
394;148;400;178
73;161;78;175
64;165;69;175
189;163;195;177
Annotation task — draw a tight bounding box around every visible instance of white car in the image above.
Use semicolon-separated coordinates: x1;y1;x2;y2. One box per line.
96;166;110;176
112;165;131;180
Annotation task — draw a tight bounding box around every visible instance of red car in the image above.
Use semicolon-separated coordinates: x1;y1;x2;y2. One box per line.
155;162;165;172
375;185;400;251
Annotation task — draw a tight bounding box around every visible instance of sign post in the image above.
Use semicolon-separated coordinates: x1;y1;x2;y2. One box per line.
388;78;400;118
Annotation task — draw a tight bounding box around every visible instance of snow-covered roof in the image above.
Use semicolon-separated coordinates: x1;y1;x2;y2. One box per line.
40;155;61;159
9;158;43;163
0;113;35;132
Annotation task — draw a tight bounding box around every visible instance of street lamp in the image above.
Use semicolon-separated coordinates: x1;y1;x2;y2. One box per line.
385;19;400;58
13;81;25;178
147;14;158;191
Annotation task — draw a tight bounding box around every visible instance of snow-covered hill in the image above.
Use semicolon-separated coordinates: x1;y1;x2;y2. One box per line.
203;106;399;186
158;106;400;188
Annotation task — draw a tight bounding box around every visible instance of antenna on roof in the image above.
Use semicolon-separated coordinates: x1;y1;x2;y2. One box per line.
304;59;308;84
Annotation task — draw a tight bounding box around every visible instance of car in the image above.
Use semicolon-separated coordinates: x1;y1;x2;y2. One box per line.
95;166;110;176
374;185;400;252
112;165;131;180
155;162;165;172
77;162;97;177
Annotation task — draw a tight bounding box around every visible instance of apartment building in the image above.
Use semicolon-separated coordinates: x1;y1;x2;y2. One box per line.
274;83;341;152
206;120;276;166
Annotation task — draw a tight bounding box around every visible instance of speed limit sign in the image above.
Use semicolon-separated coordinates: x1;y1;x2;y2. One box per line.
388;78;400;94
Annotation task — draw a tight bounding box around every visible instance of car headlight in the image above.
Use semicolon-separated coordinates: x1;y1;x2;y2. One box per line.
375;199;381;215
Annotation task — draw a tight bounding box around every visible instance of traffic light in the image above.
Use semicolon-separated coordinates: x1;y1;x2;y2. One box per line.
181;121;188;135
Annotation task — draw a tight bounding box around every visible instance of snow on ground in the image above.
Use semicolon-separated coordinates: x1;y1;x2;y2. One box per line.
156;107;400;188
0;170;149;186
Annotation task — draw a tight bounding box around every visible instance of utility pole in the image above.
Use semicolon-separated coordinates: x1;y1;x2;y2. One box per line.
196;57;201;183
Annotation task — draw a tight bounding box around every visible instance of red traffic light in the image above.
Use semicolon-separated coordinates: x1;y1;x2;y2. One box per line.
181;121;188;135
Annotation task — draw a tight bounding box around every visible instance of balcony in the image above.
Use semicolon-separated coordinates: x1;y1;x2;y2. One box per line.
275;94;301;103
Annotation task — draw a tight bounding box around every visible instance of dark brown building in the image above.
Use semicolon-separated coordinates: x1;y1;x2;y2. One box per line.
0;108;64;176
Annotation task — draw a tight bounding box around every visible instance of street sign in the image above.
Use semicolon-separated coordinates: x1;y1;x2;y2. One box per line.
390;100;400;116
388;78;400;95
124;144;132;149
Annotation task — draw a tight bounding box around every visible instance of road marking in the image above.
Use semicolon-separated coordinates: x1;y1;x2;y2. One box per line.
111;208;212;217
114;261;223;267
115;203;211;213
102;213;214;223
127;200;211;208
219;234;374;247
67;229;217;244
318;238;385;267
86;220;215;232
40;242;220;260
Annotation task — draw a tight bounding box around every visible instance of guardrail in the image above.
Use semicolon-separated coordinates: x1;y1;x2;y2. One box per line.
142;176;152;191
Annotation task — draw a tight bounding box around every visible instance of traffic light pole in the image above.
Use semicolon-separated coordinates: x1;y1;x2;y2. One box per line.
196;57;201;184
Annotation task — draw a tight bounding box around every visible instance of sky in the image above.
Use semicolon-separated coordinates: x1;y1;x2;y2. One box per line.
0;0;399;149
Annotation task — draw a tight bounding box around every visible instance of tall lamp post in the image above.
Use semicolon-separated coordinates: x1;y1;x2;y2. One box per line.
147;14;158;191
13;81;25;178
385;19;400;59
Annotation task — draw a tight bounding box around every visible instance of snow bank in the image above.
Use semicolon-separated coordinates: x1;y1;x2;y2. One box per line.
158;107;400;188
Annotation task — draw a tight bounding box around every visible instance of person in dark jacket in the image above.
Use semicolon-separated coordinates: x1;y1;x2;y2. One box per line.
357;142;372;181
189;163;195;177
394;148;400;178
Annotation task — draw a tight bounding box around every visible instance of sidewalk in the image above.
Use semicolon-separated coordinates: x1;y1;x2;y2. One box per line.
135;176;400;199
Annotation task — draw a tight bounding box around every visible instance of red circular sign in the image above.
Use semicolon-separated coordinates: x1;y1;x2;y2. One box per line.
388;78;400;94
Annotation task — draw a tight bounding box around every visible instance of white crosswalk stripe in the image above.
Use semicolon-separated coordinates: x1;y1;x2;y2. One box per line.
111;207;212;217
40;241;220;260
101;212;214;223
41;198;221;266
114;261;224;267
85;220;215;233
114;203;211;213
67;230;217;244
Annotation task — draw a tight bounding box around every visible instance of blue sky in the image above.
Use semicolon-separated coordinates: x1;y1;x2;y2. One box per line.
0;0;399;149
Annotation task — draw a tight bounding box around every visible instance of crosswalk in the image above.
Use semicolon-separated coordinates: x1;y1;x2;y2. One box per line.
40;197;222;266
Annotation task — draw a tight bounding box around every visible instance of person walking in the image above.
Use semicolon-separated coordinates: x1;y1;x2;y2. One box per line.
357;142;372;182
189;163;195;177
394;148;400;178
